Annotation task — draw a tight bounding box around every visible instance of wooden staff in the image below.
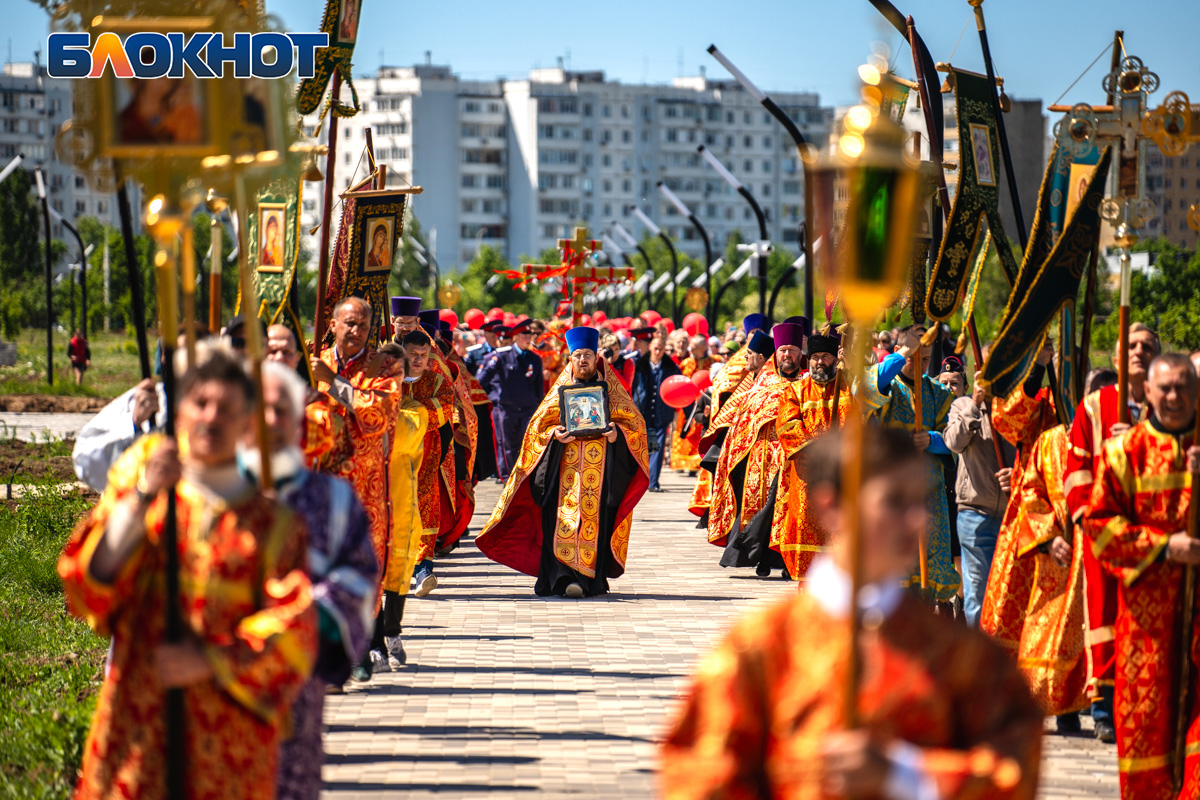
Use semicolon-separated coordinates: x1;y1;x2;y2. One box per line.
1173;384;1200;790
313;69;343;356
181;220;197;366
117;182;152;380
233;170;273;488
151;229;186;798
841;330;869;727
912;328;928;590
209;214;223;334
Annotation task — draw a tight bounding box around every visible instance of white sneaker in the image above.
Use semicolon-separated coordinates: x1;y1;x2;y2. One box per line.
564;583;585;599
385;636;406;670
369;649;388;674
414;570;438;598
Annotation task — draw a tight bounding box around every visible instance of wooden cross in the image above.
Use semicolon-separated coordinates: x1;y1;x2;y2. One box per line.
513;226;608;325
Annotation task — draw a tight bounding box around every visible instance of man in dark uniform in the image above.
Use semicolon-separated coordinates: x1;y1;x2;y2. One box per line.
626;326;655;366
631;335;681;492
476;319;545;479
465;319;501;375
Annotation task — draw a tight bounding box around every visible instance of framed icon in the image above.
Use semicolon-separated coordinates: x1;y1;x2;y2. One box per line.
95;18;222;159
361;215;395;274
337;0;361;44
257;203;287;272
558;383;610;438
969;123;996;187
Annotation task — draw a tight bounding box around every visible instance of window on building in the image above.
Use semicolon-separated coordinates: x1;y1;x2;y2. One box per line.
462;123;481;137
562;175;576;189
602;105;612;118
539;174;558;190
581;178;593;194
622;179;632;193
642;129;650;142
538;150;578;165
583;103;593;117
783;180;800;195
482;199;503;213
583;153;593;167
622;130;631;144
743;160;753;173
603;179;613;192
622;158;631;171
539;124;555;139
489;102;501;113
744;112;752;124
621;105;630;118
538;98;579;113
603;202;612;217
665;105;678;118
97;200;107;215
601;129;611;144
464;101;481;112
763;136;771;148
664;129;678;143
462;174;479;188
762;184;770;197
486;175;505;189
744;135;752;148
762;160;771;172
75;201;86;215
583;128;593;142
603;154;612;167
643;105;652;121
74;176;86;189
1183;178;1189;189
462;199;477;213
726;136;734;149
464;149;504;164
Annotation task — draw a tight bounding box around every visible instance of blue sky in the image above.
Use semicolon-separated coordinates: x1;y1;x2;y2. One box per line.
10;0;1198;108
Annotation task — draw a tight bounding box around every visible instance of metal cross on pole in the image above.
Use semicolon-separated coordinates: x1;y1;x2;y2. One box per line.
514;227;606;326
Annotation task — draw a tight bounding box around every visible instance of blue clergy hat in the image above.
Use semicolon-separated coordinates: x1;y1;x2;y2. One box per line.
743;313;767;334
564;326;600;353
748;330;775;356
418;309;440;327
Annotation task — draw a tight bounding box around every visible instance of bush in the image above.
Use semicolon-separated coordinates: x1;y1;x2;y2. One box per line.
0;486;105;799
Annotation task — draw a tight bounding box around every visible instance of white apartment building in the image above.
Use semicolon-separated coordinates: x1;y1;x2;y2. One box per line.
303;61;833;271
1;61;136;255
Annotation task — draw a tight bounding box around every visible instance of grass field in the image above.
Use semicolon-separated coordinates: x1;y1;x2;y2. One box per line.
1;328;147;400
0;484;105;799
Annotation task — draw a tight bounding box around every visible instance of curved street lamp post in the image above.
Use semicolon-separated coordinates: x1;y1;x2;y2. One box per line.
632;207;680;326
697;145;772;320
657;181;715;330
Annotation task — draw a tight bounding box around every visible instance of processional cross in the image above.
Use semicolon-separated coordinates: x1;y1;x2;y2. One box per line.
513;227;630;324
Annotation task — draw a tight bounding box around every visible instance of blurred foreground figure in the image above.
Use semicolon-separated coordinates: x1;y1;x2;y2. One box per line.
662;426;1042;799
59;352;317;800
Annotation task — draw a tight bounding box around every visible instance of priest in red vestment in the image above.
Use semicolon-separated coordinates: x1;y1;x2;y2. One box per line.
662;425;1043;799
476;327;649;598
59;352;317;800
1065;323;1160;742
1084;352;1200;800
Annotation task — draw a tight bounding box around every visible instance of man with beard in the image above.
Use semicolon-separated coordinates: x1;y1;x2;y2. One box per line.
861;324;959;605
476;327;649;598
245;361;377;798
1064;322;1160;743
688;316;770;520
1084;352;1200;798
767;330;857;583
390;296;422;341
710;322;806;577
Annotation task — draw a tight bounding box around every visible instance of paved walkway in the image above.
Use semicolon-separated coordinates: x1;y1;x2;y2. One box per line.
0;412;95;442
321;470;1120;799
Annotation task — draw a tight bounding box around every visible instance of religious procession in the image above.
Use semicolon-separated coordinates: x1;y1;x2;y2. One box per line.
4;0;1199;798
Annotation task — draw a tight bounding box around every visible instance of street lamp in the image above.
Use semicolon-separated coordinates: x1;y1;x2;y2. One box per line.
632;206;680;326
34;168;53;385
657;181;715;329
697;145;772;319
49;208;93;336
712;254;754;326
707;44;815;320
611;221;653;313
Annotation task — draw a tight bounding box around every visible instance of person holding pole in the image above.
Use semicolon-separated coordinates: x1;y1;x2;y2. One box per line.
662;425;1043;799
58;350;317;800
1083;352;1200;799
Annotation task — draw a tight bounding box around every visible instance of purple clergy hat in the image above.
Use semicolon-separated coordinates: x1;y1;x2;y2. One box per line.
772;322;805;350
391;296;422;317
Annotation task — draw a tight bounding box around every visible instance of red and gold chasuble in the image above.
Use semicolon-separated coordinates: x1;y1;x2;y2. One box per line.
408;350;457;562
979;387;1057;657
438;357;480;550
688;350;754;518
315;348;402;572
707;359;792;547
671;355;719;471
771;374;856;582
476;361;649;579
1085;421;1195;800
58;436;317;800
1066;385;1146;698
662;591;1044;799
1007;425;1089;716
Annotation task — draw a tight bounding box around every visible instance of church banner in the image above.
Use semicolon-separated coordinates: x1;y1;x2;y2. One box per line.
296;0;363;117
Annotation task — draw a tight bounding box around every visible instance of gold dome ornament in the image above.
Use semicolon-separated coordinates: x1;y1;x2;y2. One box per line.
438;283;462;307
684;287;709;312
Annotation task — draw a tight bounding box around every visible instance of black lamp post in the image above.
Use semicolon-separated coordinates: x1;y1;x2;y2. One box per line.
55;214;92;337
34;168;53;385
632;207;680;327
657;181;714;329
697;145;771;319
612;221;654;314
707;45;815;321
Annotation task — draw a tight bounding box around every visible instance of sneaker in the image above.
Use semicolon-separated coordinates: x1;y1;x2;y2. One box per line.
369;648;388;674
385;636;407;669
1094;719;1116;743
414;569;438;598
349;662;371;684
564;583;585;599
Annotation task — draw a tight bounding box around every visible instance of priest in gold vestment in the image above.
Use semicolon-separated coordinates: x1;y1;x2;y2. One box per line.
477;327;649;598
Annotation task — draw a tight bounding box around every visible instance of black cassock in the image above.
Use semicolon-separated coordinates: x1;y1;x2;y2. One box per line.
528;393;638;597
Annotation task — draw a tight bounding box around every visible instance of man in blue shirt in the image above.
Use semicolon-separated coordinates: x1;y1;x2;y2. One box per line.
631;336;681;492
464;319;501;375
476;319;546;479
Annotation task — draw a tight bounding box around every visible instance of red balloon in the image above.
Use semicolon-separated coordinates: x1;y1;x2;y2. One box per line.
488;307;505;320
503;312;517;326
592;311;607;324
683;312;708;338
464;308;485;329
662;319;675;333
517;314;529;322
641;310;662;325
439;309;459;328
660;374;700;409
580;314;592;326
690;369;712;391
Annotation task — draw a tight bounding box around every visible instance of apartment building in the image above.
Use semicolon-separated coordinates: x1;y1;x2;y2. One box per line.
303;61;833;271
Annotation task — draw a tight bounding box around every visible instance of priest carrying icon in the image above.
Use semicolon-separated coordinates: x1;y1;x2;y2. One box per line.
476;326;650;598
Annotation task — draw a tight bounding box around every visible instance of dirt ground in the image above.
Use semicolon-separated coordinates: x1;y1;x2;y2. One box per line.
0;395;109;413
0;439;78;484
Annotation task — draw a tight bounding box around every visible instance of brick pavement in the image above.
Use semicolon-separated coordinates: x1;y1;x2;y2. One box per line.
320;468;1119;798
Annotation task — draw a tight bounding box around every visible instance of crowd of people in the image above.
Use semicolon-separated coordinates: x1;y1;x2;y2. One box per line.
59;297;1200;799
